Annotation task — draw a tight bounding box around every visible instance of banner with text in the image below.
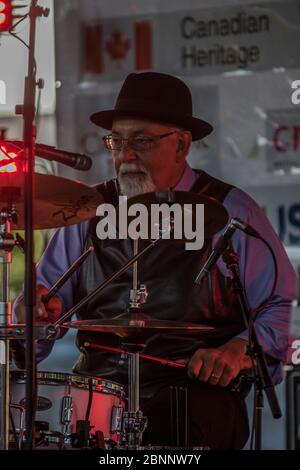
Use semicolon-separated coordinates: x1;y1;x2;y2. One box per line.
82;1;300;80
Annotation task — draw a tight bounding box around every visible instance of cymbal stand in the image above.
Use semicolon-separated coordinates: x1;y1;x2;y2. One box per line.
121;239;148;449
129;239;142;416
51;238;161;330
16;0;49;450
0;208;24;450
50;238;160;447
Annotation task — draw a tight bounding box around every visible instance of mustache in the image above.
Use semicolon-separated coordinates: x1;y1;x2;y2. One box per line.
119;163;147;175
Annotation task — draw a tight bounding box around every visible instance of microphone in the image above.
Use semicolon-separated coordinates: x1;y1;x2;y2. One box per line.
3;141;93;171
34;143;92;171
230;218;260;239
194;218;261;285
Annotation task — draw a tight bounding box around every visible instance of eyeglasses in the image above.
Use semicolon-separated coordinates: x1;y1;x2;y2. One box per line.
102;131;177;151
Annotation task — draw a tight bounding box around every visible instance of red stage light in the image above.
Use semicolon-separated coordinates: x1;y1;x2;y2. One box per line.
0;144;17;172
0;1;13;32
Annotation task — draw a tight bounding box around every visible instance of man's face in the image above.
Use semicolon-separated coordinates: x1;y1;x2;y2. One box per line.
111;118;190;197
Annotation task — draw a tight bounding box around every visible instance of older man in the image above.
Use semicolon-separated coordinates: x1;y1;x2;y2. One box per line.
14;72;296;449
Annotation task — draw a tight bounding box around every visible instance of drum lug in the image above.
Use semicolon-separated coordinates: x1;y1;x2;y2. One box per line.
110;405;123;434
61;395;73;435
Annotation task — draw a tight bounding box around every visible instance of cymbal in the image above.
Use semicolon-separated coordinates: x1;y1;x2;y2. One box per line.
0;172;104;229
0;323;51;340
120;190;228;240
63;312;214;340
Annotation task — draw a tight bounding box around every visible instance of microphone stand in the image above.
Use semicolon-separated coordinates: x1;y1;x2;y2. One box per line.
222;248;282;450
17;1;49;450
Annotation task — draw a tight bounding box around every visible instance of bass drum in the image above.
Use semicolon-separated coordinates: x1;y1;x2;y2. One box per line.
9;370;125;449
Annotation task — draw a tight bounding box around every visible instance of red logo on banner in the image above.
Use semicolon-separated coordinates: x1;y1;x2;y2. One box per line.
134;20;152;70
106;30;130;60
84;24;103;74
83;20;153;75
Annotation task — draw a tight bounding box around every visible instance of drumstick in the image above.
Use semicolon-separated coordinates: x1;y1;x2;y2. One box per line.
42;246;94;304
84;341;186;369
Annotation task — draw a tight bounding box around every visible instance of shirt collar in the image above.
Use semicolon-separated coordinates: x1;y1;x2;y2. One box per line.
173;163;198;191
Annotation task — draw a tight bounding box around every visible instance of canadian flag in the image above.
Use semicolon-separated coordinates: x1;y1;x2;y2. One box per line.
83;20;153;76
134;20;152;70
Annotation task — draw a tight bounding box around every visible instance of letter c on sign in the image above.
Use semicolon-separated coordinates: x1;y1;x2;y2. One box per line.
273;125;289;152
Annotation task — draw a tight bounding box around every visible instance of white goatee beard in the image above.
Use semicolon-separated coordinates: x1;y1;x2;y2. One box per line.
118;166;156;198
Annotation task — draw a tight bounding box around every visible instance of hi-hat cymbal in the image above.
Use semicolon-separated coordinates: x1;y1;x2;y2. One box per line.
119;190;228;240
0;172;104;229
64;312;214;340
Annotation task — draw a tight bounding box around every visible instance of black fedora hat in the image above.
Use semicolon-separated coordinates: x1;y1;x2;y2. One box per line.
90;72;213;141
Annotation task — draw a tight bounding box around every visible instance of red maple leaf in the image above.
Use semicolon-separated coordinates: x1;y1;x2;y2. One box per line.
106;30;131;60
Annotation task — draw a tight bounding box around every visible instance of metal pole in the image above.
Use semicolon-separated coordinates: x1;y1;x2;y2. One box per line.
22;1;49;449
0;217;12;450
132;240;138;292
130;240;140;414
23;2;37;448
254;385;263;450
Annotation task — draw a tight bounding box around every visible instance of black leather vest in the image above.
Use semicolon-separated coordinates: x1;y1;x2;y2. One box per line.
72;171;245;393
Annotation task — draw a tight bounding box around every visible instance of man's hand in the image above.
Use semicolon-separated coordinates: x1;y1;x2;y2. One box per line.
14;284;63;324
187;337;253;387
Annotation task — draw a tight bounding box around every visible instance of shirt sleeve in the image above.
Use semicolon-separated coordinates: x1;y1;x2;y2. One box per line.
219;188;297;384
36;221;90;310
12;220;90;362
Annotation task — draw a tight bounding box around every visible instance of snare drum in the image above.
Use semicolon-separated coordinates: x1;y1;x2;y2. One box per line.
10;370;125;448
